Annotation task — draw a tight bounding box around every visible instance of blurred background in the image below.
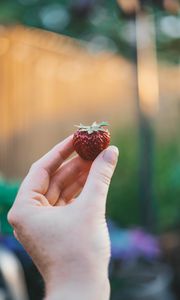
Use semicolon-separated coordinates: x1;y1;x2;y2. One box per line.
0;0;180;299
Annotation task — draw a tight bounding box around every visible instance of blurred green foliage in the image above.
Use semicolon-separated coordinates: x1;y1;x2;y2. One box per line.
107;129;180;232
155;136;180;230
0;0;179;64
0;179;19;234
107;130;139;227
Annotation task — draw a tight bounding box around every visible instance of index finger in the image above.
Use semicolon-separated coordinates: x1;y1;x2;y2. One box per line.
20;135;74;195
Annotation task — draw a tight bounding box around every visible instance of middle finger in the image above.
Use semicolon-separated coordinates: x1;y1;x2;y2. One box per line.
45;156;92;205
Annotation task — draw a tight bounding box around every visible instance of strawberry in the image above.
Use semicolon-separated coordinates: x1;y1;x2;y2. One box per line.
73;121;110;161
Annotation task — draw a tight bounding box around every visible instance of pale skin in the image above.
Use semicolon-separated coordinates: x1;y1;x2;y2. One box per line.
8;135;119;300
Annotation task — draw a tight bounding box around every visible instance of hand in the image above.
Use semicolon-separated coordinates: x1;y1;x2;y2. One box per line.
8;135;119;300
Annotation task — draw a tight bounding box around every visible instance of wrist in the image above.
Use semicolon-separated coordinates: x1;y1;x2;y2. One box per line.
44;265;110;300
45;277;110;300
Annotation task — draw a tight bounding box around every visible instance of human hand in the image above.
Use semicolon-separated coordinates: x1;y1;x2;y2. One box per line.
8;135;119;300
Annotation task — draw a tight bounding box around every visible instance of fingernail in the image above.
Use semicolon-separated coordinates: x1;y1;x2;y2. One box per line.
103;146;119;165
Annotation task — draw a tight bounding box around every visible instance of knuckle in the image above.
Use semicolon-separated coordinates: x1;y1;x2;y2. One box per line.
7;206;26;229
29;161;39;172
99;172;111;186
7;209;19;228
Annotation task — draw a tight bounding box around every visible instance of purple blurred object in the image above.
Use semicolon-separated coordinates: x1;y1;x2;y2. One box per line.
108;221;160;261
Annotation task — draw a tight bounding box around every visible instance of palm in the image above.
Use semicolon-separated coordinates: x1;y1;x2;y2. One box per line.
24;136;91;207
44;155;91;206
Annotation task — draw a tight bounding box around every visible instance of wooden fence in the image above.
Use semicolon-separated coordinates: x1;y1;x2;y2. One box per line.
0;26;179;178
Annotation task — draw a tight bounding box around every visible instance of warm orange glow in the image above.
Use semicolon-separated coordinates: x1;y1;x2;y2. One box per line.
164;0;180;13
136;12;159;118
0;37;10;55
0;26;179;178
0;26;137;177
117;0;140;14
0;26;134;140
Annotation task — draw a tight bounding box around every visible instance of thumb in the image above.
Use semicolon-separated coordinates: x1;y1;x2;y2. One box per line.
79;146;119;212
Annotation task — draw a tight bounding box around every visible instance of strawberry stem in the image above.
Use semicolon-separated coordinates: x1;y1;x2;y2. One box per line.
75;121;109;134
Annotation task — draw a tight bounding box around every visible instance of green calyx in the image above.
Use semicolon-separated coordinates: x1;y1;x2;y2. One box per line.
75;121;109;134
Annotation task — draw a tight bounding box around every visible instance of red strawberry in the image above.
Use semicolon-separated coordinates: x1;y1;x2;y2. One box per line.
73;121;110;161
